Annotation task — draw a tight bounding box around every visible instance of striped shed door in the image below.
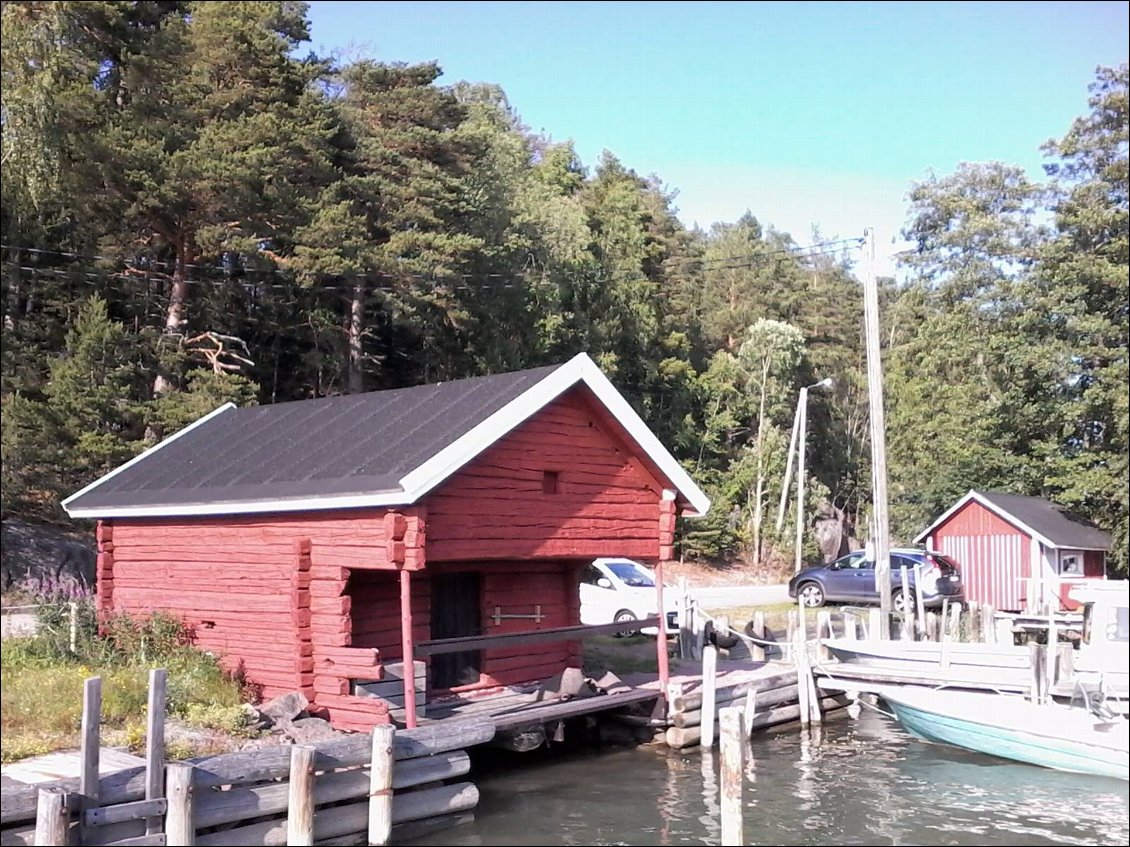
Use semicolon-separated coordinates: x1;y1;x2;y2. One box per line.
937;534;1025;611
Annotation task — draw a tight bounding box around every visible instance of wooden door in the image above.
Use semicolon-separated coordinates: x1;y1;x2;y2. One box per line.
430;571;482;690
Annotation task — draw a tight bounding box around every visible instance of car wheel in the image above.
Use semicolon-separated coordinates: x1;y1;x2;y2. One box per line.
893;589;914;615
613;610;639;638
798;582;825;608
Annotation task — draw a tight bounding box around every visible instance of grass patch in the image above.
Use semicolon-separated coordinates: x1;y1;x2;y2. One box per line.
582;634;660;677
1;603;252;763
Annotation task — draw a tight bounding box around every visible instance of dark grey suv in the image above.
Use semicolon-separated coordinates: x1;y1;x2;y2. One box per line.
787;547;964;612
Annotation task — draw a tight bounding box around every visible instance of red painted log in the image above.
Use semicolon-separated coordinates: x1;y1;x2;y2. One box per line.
310;580;346;598
310;595;351;616
314;646;380;661
314;694;390;715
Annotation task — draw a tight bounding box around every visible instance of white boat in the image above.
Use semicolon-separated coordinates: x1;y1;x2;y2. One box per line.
823;639;1032;688
881;686;1129;781
822;581;1129;709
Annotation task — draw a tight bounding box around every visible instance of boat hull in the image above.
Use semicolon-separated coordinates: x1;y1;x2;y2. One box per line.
883;689;1129;781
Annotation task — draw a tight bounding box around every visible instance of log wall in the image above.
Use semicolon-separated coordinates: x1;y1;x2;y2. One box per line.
348;560;585;696
102;509;397;701
424;388;664;562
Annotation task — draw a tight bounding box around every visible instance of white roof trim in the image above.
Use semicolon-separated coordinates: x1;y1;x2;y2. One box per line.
62;403;237;517
65;489;408;519
399;352;710;516
63;354;711;519
913;489;1058;549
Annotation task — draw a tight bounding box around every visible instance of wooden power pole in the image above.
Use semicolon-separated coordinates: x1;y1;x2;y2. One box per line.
862;228;892;638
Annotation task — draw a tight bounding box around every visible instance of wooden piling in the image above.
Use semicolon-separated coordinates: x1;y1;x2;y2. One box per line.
286;746;316;846
914;576;927;641
749;611;767;661
868;608;881;641
1029;643;1046;704
947;601;962;642
677;576;691;659
842;610;858;641
700;644;719;747
719;707;744;846
166;762;196;846
145;668;167;837
899;567;911;640
743;689;758;735
1045;613;1057;689
80;676;102;844
34;788;69;847
368;723;396;846
981;603;997;644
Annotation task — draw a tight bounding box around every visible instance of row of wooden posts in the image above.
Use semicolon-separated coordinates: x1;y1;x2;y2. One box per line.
3;671;493;847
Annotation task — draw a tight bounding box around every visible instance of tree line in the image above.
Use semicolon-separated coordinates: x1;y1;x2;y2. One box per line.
1;2;1126;574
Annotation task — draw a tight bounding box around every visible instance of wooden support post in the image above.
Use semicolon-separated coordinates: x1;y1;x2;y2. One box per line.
967;602;981;643
146;668;167;836
794;624;810;728
899;566;911;640
700;644;719;747
868;608;881;642
914;574;927;641
165;763;195;846
981;603;996;644
80;675;102;843
287;745;316;846
656;558;670;696
842;610;858;641
34;788;69;847
399;568;418;729
743;689;758;736
948;601;962;643
677;575;691;659
719;707;744;846
1029;643;1046;704
750;611;767;661
368;724;395;846
1045;613;1057;690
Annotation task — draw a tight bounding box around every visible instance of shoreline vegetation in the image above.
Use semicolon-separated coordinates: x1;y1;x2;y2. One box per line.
1;601;254;764
1;588;797;765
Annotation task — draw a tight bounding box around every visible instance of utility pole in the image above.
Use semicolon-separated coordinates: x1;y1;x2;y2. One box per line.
862;228;892;638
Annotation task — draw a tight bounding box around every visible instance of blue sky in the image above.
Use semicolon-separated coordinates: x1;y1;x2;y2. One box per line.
303;1;1128;275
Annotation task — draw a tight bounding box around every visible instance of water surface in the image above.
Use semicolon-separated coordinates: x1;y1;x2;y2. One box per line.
405;708;1129;846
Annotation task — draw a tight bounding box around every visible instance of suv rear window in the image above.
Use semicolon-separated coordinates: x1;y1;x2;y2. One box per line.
926;553;960;574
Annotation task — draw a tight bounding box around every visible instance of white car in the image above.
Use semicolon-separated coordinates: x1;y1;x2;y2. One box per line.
579;557;679;637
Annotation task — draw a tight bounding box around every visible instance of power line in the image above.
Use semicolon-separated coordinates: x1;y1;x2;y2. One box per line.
0;236;865;293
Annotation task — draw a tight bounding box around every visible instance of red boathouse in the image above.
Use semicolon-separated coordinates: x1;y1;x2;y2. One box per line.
63;354;709;730
915;489;1111;613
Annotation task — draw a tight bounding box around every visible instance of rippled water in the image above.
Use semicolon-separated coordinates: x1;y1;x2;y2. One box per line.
404;709;1129;846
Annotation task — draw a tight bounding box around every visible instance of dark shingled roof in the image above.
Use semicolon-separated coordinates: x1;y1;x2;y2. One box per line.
66;364;561;512
976;490;1112;550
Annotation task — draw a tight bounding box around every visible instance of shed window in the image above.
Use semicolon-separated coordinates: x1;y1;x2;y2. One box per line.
542;470;559;494
1059;554;1082;576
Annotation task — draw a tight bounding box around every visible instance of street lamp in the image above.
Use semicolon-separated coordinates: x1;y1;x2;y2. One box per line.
776;377;833;573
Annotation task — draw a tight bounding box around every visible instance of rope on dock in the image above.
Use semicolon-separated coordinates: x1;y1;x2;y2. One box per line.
691;604;796;658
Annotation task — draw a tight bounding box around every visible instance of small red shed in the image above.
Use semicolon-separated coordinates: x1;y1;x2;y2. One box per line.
62;353;709;730
914;489;1111;613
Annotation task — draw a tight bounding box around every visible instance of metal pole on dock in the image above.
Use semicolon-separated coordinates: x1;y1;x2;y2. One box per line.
719;707;745;846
